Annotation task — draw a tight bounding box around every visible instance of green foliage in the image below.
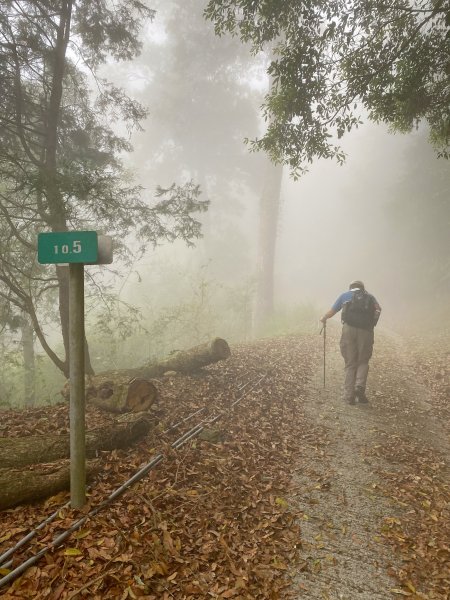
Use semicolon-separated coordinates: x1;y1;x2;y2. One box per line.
86;294;149;371
0;0;209;375
87;267;255;370
145;277;254;353
205;0;449;174
74;0;155;65
87;262;320;373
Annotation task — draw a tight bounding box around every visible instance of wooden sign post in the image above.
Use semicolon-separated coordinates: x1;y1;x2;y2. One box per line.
38;231;112;508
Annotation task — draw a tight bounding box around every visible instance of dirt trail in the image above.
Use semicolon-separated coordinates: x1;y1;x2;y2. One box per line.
289;326;450;599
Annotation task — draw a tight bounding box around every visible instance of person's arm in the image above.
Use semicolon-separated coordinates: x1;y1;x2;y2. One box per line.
320;293;345;323
320;308;337;323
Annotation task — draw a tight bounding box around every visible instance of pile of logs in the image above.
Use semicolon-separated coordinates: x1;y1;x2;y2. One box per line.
61;337;231;413
0;338;231;509
0;413;155;510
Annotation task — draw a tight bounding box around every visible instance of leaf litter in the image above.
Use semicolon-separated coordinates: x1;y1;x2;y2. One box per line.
0;336;319;599
0;330;448;599
366;332;450;600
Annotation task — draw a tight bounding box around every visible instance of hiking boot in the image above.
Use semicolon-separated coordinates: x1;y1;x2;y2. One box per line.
355;387;368;403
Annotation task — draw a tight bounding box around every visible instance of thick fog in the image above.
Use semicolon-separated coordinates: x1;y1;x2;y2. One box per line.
276;124;432;324
276;124;448;330
0;0;448;406
107;0;449;340
118;123;448;343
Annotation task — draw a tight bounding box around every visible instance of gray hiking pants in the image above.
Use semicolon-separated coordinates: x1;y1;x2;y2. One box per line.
340;323;374;400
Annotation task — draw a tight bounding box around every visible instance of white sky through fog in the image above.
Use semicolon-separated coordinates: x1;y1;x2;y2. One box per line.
275;121;420;322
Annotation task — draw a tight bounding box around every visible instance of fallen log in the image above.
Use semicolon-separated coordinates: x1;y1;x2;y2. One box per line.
0;459;101;510
130;337;232;379
62;376;159;414
0;413;156;469
62;338;230;413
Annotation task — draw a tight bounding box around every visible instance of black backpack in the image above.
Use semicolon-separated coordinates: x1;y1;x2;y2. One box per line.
342;289;375;330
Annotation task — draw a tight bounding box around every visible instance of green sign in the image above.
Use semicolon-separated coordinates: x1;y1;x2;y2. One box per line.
38;231;98;264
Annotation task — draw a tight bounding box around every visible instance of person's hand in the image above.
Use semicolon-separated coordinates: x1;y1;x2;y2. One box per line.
320;316;327;324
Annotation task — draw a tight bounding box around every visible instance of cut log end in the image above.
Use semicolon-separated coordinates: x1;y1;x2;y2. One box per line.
63;376;159;414
210;337;231;360
126;378;158;412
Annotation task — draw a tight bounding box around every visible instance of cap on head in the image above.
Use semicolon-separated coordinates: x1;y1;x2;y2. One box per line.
349;280;365;290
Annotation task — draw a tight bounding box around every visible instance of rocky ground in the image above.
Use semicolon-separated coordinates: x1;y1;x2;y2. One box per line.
0;328;448;599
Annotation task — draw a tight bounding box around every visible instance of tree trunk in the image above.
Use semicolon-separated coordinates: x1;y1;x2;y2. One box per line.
0;459;101;510
21;315;35;407
130;337;231;378
253;162;283;334
0;413;156;469
61;376;159;413
43;1;94;379
45;2;72;378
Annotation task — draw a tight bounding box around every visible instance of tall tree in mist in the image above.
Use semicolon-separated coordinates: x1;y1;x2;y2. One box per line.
130;0;285;330
386;131;450;304
0;289;34;405
205;0;449;174
131;0;263;286
134;0;261;201
254;160;283;329
21;315;35;406
251;56;284;331
0;1;208;376
205;0;448;328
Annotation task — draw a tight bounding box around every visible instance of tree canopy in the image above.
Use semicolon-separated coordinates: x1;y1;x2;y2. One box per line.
124;0;269;211
0;0;209;375
205;0;450;175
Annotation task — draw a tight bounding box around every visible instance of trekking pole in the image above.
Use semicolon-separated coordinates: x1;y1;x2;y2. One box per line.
319;321;326;388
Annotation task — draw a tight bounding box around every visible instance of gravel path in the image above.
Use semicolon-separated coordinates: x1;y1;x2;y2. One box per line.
288;326;449;599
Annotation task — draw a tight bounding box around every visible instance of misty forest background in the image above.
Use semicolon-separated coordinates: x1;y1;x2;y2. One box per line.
0;0;449;408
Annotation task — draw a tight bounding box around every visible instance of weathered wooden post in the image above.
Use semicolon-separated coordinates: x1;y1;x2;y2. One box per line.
69;261;86;508
38;231;112;508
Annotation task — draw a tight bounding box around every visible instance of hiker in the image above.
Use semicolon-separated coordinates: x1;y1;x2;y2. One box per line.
320;280;381;405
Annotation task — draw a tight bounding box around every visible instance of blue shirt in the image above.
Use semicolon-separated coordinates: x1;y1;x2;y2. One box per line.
331;289;380;313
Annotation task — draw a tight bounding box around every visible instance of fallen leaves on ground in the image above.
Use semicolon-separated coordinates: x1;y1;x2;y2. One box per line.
367;332;450;600
406;328;450;434
0;335;319;599
1;329;448;599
